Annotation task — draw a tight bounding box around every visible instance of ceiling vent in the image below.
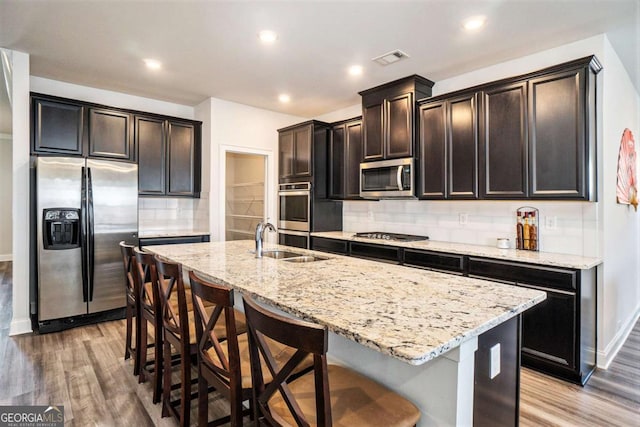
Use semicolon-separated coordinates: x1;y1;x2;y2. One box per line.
372;50;410;66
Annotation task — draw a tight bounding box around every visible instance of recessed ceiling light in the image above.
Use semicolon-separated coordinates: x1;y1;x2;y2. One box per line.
278;94;290;103
259;30;278;43
463;16;486;31
348;65;363;76
143;58;162;70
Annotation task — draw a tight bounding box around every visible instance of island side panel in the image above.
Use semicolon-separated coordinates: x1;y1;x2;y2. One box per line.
328;331;479;427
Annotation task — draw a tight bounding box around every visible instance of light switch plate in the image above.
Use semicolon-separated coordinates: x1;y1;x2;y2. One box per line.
490;343;501;379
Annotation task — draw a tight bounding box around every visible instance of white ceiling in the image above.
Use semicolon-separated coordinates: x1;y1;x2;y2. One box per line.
0;0;638;121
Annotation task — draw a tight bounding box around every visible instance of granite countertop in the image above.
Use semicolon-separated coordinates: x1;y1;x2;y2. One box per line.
146;240;545;366
311;231;602;270
138;230;210;238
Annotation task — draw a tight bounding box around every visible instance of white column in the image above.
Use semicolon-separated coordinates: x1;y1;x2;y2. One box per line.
10;49;31;335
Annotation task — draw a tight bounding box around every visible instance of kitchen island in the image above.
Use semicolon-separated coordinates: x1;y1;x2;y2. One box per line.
146;240;546;426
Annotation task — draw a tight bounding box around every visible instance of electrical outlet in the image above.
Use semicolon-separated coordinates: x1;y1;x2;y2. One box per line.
459;213;468;225
490;344;501;379
545;216;557;230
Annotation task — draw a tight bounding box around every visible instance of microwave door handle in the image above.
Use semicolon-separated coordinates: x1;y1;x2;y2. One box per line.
397;165;403;191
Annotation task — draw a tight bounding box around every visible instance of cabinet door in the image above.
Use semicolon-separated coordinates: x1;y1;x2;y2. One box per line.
480;83;528;198
293;125;312;178
345;120;363;199
363;102;384;161
529;68;586;198
448;94;478;199
418;101;447;199
88;108;132;160
349;242;401;264
279;130;294;179
167;121;197;196
386;93;413;158
310;237;348;254
329;124;345;199
519;286;577;371
136;116;166;195
32;97;85;155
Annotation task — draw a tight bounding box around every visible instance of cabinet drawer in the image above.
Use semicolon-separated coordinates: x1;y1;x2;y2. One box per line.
311;237;348;255
468;257;576;291
403;249;465;275
349;242;400;264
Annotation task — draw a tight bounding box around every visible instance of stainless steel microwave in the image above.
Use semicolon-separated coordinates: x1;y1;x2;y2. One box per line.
360;158;415;198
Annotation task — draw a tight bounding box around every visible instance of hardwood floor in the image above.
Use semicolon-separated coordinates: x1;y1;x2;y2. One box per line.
1;260;638;426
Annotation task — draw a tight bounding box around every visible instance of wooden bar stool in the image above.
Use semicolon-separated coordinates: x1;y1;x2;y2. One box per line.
119;240;141;376
133;247;164;404
243;295;421;427
189;272;313;427
189;271;252;426
154;255;198;427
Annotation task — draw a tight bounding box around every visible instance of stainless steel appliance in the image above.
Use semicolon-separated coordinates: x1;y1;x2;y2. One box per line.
353;232;429;242
278;182;310;232
360;157;415;198
35;156;138;331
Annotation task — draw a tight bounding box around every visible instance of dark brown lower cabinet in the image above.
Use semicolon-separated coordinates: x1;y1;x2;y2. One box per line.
310;237;348;254
468;257;596;385
349;242;401;264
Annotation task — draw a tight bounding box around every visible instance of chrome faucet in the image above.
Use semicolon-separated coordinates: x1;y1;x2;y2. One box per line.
255;221;276;258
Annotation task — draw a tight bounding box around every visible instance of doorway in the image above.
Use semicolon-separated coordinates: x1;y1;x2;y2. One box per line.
225;152;267;241
0;49;13;262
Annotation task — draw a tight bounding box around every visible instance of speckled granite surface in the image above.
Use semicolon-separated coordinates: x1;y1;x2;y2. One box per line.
311;231;602;269
146;240;545;366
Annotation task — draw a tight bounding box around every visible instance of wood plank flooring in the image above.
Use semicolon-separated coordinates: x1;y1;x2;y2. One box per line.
1;261;638;426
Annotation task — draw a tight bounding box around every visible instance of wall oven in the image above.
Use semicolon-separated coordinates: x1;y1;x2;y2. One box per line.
360;157;415;198
278;182;310;232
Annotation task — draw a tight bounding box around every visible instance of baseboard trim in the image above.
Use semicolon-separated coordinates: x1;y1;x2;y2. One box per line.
9;317;33;336
597;306;640;369
0;254;12;262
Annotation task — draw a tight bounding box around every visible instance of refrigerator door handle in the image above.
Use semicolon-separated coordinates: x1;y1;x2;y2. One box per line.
81;166;89;303
88;167;95;301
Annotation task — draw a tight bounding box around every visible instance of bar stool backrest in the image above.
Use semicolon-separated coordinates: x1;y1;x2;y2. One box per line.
242;295;330;427
154;255;189;341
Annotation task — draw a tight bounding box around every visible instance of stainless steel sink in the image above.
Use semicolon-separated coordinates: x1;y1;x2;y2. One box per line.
283;255;328;263
261;250;303;259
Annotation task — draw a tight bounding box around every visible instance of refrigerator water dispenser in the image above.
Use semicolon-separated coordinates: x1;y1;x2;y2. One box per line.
42;208;81;249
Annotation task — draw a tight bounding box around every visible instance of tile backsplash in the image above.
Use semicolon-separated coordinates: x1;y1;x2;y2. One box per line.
139;194;209;235
343;199;600;257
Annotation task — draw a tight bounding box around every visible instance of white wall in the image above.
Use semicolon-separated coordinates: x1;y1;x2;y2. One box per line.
599;36;640;366
10;50;31;335
30;77;194;119
0;134;12;261
196;97;305;242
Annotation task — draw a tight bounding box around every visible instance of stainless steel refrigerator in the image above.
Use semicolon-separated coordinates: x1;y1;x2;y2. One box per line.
35;156;138;331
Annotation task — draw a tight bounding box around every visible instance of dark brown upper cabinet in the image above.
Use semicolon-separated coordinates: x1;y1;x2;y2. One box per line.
32;94;135;161
359;75;434;162
278;121;330;184
330;117;363;199
136;116;201;197
418;101;447;198
418;93;478;199
136;116;166;195
448;93;479;199
32;95;85;156
88;108;133;160
528;58;600;200
418;55;600;201
279;124;312;180
479;82;528;199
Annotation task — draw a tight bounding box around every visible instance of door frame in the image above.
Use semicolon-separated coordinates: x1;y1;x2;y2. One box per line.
218;145;274;242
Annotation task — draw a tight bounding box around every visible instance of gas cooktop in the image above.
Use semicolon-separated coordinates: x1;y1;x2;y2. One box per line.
353;232;429;242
